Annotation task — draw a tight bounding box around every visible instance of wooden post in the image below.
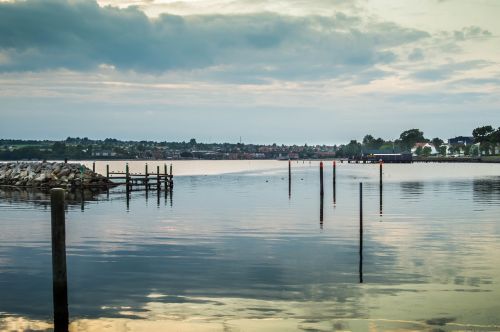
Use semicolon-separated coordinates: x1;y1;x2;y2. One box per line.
320;161;324;196
359;182;363;284
145;163;149;190
106;164;109;180
156;165;160;190
50;188;69;332
379;160;383;188
360;182;363;225
125;163;130;191
92;162;95;173
333;160;337;184
164;164;168;191
169;164;173;189
379;160;383;216
288;159;291;182
288;159;291;198
333;161;336;205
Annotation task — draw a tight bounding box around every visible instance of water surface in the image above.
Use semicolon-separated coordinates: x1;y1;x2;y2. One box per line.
1;161;499;331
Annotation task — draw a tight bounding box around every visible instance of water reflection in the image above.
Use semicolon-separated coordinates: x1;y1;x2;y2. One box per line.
319;194;324;229
1;165;500;331
473;177;500;204
399;181;424;199
0;187;106;210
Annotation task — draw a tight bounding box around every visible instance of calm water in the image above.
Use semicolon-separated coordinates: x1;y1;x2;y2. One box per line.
1;161;499;331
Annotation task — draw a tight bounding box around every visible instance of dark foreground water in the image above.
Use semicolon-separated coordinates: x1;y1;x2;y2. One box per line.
0;161;499;331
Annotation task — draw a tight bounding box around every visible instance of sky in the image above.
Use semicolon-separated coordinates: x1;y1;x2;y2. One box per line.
0;0;499;144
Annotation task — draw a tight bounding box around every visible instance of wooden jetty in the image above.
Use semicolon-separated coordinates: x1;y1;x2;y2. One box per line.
105;163;173;192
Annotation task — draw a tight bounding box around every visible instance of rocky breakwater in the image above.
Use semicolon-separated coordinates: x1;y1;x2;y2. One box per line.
0;162;114;188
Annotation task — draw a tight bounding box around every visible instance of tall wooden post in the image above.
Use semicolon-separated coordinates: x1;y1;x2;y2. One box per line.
156;165;160;190
379;160;383;216
51;188;69;332
145;163;149;190
379;160;383;188
288;159;291;198
359;182;363;283
169;164;173;189
319;161;324;197
106;164;109;180
92;162;95;173
164;164;168;191
125;163;130;191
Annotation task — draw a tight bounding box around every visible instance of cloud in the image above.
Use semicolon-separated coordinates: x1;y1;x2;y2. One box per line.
453;26;492;41
410;60;491;81
408;48;424;61
0;0;429;81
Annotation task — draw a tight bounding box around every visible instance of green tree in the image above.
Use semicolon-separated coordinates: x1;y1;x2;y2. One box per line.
52;142;66;156
415;146;423;156
489;127;500;155
362;134;385;150
464;144;472;156
422;146;432;157
399;129;426;151
470;145;480;157
431;137;444;148
438;146;447;156
472;125;494;155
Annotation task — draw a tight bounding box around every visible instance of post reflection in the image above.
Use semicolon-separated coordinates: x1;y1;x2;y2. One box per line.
319;194;324;229
379;184;383;217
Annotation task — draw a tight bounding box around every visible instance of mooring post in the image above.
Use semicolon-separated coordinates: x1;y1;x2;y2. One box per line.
106;164;109;180
333;161;337;205
359;182;363;283
125;163;130;191
50;188;69;332
169;164;173;189
164;164;168;191
92;162;95;173
156;165;160;190
320;161;324;196
288;159;291;198
145;163;149;190
379;160;383;216
379;160;383;188
288;159;291;182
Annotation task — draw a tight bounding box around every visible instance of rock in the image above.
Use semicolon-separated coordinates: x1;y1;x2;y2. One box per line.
0;162;114;188
34;173;46;182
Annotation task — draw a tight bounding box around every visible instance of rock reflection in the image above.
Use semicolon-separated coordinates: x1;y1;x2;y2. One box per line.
0;187;106;209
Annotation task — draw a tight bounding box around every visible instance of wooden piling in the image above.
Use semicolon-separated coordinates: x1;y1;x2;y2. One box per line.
333;160;336;186
106;164;109;180
379;160;383;188
288;160;291;198
50;188;69;332
164;164;168;191
145;163;149;190
320;161;324;196
288;159;291;182
169;164;173;189
156;165;160;190
359;182;363;284
125;163;130;191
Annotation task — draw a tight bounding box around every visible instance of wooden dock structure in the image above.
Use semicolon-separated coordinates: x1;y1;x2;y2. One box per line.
105;163;173;192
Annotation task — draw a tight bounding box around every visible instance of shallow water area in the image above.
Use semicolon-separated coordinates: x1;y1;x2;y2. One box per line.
1;161;499;331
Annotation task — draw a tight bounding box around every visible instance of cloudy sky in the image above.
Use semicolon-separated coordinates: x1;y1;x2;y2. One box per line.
0;0;498;144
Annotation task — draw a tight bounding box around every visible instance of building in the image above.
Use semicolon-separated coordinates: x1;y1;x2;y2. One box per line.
411;143;437;156
448;136;474;145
